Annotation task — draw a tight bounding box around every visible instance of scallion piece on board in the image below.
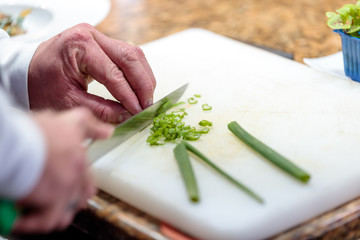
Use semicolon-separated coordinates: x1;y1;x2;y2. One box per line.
199;120;213;127
173;142;199;202
194;94;202;98
183;141;264;204
227;121;311;183
172;101;186;108
188;97;198;104
202;104;212;111
195;128;210;134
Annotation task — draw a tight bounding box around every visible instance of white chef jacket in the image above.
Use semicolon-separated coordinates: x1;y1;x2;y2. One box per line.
0;29;45;200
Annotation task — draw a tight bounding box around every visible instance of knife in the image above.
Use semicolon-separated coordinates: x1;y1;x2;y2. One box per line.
88;83;188;164
0;83;188;237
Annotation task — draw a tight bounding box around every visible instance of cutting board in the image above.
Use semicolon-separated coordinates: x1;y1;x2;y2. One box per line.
88;28;360;240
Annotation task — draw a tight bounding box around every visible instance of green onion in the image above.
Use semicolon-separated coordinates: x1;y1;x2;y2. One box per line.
202;104;212;111
188;97;198;104
199;120;213;127
195;128;210;134
227;121;311;183
173;142;199;202
183;133;201;141
172;101;186;108
194;94;202;98
147;110;210;146
183;141;264;204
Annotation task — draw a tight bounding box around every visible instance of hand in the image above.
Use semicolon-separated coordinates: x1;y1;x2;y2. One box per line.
12;108;113;233
28;23;156;123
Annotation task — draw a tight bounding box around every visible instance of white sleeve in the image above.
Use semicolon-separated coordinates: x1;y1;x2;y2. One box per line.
0;29;40;109
0;88;46;200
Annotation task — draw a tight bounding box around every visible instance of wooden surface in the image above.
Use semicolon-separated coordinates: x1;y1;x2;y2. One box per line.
74;0;360;239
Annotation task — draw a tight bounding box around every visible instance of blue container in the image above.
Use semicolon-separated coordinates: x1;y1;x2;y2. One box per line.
335;29;360;82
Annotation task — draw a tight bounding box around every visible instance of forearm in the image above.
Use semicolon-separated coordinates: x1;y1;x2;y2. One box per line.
0;88;45;200
0;29;39;109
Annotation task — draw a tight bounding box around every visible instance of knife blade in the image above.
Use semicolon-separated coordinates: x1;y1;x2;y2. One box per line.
87;83;188;164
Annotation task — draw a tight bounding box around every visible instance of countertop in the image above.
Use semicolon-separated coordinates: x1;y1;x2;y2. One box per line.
96;0;350;62
73;0;360;239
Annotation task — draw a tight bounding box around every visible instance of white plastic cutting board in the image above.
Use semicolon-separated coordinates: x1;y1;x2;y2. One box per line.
88;29;360;240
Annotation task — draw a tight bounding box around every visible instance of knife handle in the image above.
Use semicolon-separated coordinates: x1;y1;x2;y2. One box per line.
0;200;18;236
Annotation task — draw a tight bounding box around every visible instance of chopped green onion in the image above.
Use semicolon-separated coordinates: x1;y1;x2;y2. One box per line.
202;104;212;111
183;133;201;141
155;100;173;116
172;101;186;108
199;120;213;127
227;121;311;183
188;97;198;104
147;110;210;145
147;93;213;146
173;142;199;202
182;141;264;204
195;128;210;134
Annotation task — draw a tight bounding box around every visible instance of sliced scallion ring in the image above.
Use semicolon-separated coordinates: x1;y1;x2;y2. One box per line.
172;101;186;108
195;128;210;134
199;120;213;127
202;104;212;111
188;97;198;104
183;133;201;141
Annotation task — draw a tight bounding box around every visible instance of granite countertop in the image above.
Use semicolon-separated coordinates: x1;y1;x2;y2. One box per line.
81;0;360;239
96;0;350;62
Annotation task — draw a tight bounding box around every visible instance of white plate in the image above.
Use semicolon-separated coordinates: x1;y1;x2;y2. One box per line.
0;0;110;42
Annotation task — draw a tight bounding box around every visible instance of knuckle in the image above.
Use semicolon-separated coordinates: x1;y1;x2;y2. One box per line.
109;65;126;83
120;45;138;64
133;45;145;57
71;30;92;43
61;24;93;46
76;22;94;31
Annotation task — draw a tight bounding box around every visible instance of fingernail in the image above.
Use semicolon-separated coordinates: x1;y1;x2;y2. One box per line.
118;112;132;123
146;98;153;108
135;104;143;113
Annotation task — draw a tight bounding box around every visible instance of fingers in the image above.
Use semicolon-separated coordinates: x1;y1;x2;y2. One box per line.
13;196;71;233
13;183;85;233
28;23;156;123
76;90;132;123
78;171;97;210
13;155;96;234
75;37;142;115
88;27;156;111
133;46;157;89
72;108;114;140
13;108;102;234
